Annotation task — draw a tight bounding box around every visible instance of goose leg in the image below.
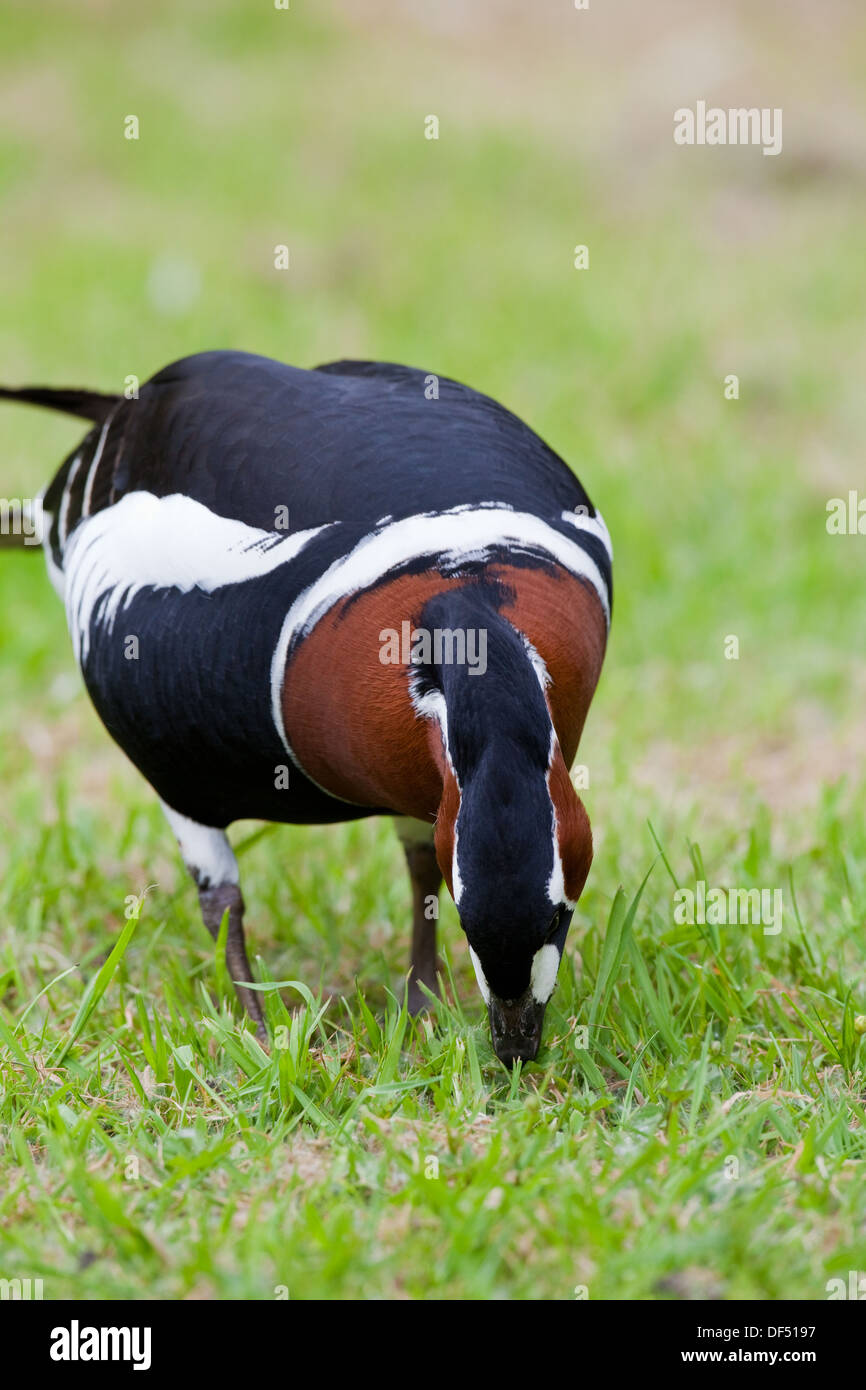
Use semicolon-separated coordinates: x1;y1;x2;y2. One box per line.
161;802;267;1041
393;817;442;1014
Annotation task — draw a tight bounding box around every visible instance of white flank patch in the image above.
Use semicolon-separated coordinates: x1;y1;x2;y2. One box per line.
530;943;561;1004
62;491;332;661
160;800;239;887
469;946;491;1006
271;502;611;761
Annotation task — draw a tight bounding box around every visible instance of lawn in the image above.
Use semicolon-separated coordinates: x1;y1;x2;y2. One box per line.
0;0;864;1300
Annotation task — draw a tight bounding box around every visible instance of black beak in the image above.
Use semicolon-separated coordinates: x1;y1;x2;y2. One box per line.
488;989;545;1067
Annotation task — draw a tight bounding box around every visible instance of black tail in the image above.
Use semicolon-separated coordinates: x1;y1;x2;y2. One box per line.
0;385;118;424
0;383;117;551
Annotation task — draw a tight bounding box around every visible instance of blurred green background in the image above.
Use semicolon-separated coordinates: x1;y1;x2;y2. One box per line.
2;0;864;842
1;0;865;1301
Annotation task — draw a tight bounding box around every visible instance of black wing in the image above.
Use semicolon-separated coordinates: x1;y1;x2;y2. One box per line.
34;350;598;570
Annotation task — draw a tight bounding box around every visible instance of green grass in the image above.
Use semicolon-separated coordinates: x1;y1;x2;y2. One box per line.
1;793;864;1299
1;0;865;1300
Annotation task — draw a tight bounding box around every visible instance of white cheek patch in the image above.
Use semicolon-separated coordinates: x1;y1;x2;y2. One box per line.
468;946;491;1005
530;943;561;1004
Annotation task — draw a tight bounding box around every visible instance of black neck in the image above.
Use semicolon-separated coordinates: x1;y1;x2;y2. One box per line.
414;585;552;783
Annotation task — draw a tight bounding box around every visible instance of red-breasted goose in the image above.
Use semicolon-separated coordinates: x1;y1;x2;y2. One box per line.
0;352;612;1066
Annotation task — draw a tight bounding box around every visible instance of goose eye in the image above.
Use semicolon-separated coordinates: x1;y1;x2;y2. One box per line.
546;909;561;942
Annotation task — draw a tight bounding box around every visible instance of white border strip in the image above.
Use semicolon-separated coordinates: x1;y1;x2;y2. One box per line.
81;414;113;519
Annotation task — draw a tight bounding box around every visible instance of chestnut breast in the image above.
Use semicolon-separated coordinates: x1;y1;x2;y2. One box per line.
280;564;607;818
